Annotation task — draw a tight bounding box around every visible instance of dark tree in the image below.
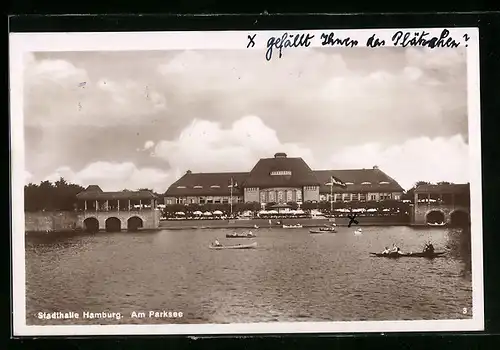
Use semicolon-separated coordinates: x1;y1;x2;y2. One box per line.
24;177;85;212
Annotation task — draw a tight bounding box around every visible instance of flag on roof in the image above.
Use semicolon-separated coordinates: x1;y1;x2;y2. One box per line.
327;176;347;188
229;178;239;189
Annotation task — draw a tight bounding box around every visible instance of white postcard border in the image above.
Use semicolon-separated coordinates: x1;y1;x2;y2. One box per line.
9;27;483;336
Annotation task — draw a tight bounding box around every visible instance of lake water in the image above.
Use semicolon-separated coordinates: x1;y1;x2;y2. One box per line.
25;226;472;325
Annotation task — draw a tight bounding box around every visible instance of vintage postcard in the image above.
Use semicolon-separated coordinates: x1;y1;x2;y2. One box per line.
10;28;483;336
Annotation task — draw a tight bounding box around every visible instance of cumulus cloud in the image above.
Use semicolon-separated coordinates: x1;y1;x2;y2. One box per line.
144;140;155;150
328;134;469;190
24;56;167;127
39;117;469;192
151;115;469;190
44;162;172;192
153;115;315;181
26;48;469;193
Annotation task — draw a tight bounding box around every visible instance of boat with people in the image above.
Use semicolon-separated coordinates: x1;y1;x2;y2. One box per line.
226;231;256;238
283;224;303;229
309;228;333;234
370;242;444;258
370;251;445;258
209;241;258;250
309;225;336;234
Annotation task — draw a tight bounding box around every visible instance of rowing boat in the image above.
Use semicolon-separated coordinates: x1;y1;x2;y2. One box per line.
283;224;303;229
309;229;323;234
309;229;334;234
225;233;256;238
209;242;258;250
369;251;445;258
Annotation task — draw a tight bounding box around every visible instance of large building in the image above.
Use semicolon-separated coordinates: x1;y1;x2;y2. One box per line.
164;153;404;206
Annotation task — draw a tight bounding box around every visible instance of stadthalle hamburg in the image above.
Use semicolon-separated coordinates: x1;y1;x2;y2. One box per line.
164;152;404;206
37;311;122;320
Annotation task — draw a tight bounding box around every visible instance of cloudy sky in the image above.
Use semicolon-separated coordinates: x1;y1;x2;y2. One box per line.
23;46;469;192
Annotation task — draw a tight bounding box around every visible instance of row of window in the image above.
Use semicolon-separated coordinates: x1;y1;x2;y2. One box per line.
324;181;390;186
166;196;245;205
260;189;302;203
319;192;399;201
166;192;401;205
176;184;235;189
175;181;392;190
270;171;292;176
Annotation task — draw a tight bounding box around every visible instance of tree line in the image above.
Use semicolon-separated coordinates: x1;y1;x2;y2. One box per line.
24;178;164;212
24;178;458;213
401;181;454;201
24;178;86;212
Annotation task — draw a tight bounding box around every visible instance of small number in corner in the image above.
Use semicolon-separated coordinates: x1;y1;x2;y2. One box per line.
462;307;468;314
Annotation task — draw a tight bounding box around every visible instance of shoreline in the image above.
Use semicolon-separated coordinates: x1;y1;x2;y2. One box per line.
24;222;455;235
24;216;441;234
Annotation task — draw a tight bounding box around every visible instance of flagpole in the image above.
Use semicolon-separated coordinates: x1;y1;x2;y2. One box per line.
330;177;333;214
230;177;233;218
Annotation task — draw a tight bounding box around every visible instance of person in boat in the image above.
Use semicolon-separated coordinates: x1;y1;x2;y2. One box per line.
248;230;253;236
423;242;435;254
390;244;398;253
213;238;222;247
382;247;390;255
396;247;404;255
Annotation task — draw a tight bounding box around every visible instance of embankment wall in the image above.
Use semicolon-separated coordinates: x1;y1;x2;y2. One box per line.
25;211;80;232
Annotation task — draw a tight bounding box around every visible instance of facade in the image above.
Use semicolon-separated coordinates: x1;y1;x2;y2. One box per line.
412;183;470;225
76;185;161;231
164;153;404;206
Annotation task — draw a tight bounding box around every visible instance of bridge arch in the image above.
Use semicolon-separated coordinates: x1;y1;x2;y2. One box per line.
127;216;144;231
105;217;122;232
450;210;469;227
426;210;445;224
83;217;99;233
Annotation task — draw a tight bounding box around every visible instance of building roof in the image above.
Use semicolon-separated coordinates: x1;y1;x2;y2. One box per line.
314;167;404;193
163;155;405;197
242;154;320;188
414;183;470;194
76;188;157;200
85;185;103;192
164;171;249;197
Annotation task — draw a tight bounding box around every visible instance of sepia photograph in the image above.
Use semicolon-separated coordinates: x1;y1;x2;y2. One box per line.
10;28;483;335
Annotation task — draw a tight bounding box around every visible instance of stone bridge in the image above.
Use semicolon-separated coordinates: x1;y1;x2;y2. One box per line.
78;209;161;232
412;183;470;226
413;203;470;226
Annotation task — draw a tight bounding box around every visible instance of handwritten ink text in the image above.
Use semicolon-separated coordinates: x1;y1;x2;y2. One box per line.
247;34;256;48
320;32;358;47
266;32;315;61
392;29;460;48
366;34;386;48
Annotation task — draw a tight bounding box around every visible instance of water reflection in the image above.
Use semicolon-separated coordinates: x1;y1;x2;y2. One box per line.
25;226;473;325
445;225;472;276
